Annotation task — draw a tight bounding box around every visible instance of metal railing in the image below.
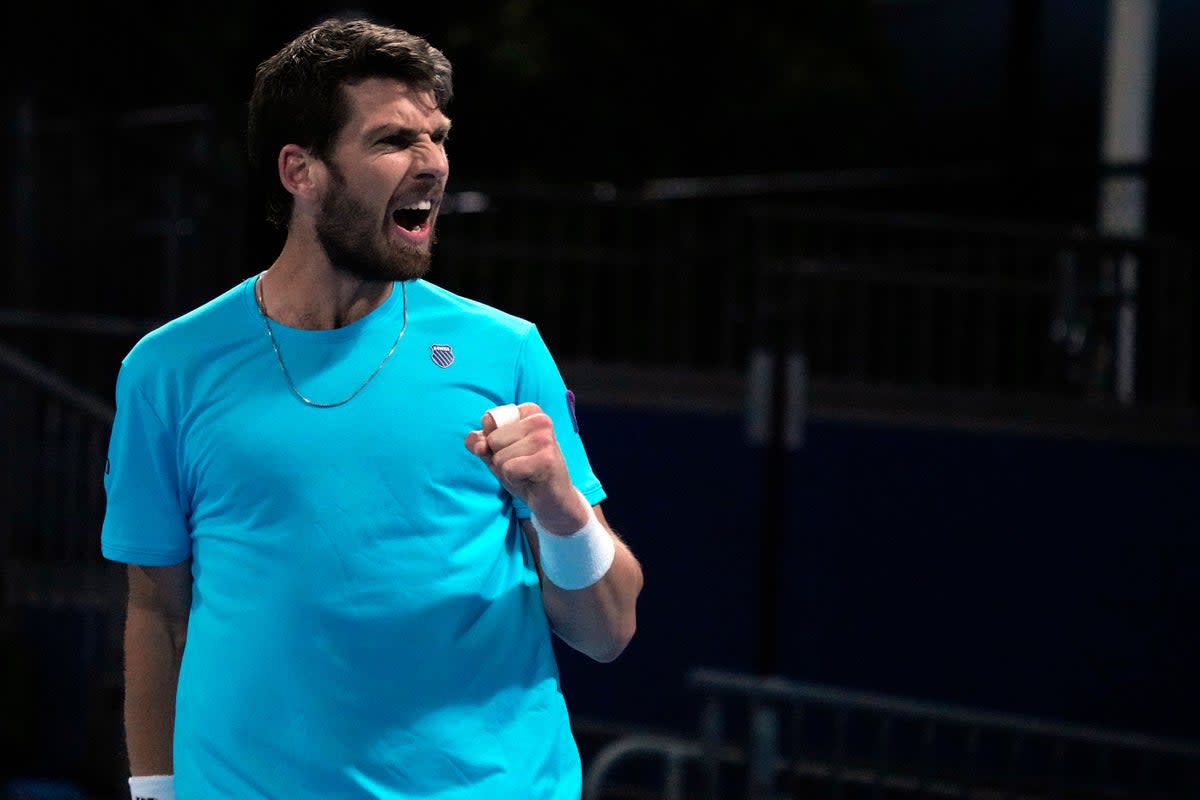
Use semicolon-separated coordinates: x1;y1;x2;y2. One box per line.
4;172;1197;433
432;191;1200;431
436;193;1195;406
6;100;1195;416
4;194;1195;442
434;190;747;371
0;341;124;797
0;341;119;612
747;208;1195;412
583;668;1200;800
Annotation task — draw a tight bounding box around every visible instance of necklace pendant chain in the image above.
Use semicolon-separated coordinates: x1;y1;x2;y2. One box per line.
254;273;409;409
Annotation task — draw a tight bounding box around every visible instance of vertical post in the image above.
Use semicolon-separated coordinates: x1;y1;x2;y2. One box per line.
747;700;780;800
747;219;809;678
700;695;724;800
758;322;787;677
745;217;808;800
1097;0;1158;405
749;328;809;674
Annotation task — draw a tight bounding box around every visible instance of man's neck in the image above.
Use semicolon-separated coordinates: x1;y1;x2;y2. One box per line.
259;234;393;330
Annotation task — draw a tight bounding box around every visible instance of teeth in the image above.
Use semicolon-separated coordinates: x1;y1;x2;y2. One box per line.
399;199;432;211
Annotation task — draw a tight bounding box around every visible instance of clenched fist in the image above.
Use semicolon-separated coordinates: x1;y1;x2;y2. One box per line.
464;402;590;535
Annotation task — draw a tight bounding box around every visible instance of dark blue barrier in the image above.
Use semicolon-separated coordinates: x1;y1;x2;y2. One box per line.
2;608;110;790
10;402;1196;794
556;404;1200;740
554;405;766;734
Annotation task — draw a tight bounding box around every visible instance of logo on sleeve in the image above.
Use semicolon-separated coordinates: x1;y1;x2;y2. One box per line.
566;390;580;433
430;344;455;368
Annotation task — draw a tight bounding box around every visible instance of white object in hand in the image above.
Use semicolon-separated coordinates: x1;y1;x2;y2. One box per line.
486;404;521;428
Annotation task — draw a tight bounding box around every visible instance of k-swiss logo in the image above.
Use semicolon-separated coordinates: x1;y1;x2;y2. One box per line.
430;344;455;368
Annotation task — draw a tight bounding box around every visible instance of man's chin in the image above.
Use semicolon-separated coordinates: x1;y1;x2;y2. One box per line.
393;250;433;281
334;253;431;283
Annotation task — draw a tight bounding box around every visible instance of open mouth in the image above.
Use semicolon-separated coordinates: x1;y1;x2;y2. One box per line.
392;200;433;233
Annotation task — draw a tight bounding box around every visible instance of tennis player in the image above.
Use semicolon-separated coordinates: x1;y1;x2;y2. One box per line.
101;16;642;799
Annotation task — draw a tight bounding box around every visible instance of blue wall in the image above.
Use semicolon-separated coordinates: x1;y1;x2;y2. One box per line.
556;404;1199;741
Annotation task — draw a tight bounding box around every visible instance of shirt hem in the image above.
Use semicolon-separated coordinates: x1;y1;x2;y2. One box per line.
102;542;190;566
514;485;607;520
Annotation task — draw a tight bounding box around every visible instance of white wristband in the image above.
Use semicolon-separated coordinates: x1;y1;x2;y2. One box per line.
130;774;174;800
531;491;616;590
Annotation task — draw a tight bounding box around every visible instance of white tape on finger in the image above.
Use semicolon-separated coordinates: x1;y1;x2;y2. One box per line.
486;404;521;428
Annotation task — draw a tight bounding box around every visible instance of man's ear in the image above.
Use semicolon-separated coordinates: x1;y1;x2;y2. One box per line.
278;144;326;207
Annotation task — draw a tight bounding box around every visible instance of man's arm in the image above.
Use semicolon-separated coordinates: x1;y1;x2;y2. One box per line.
521;504;642;662
124;560;191;775
465;403;643;662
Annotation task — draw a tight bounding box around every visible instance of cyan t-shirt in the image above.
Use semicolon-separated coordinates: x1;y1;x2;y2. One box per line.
101;276;605;799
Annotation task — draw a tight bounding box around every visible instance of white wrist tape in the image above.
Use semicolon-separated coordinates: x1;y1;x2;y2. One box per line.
130;774;174;800
486;403;521;428
531;491;616;590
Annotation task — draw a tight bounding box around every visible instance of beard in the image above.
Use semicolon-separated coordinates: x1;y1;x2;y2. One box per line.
314;169;434;283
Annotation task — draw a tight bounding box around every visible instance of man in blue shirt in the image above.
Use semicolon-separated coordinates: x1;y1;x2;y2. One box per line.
102;17;643;799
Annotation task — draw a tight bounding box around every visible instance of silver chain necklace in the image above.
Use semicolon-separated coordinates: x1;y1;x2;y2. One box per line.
254;272;408;408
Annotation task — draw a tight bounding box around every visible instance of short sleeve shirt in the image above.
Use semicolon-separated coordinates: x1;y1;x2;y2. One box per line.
102;277;604;799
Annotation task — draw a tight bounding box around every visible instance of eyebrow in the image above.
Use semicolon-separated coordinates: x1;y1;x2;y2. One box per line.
364;121;452;143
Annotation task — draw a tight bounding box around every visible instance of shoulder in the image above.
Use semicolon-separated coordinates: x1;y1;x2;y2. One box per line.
410;280;536;342
120;277;256;386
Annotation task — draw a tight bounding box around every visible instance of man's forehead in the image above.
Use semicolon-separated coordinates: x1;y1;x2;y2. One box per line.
342;77;448;131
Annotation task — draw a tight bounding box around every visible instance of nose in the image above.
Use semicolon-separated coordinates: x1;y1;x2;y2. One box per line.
414;138;449;183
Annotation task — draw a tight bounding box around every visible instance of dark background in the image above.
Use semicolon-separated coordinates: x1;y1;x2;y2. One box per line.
2;0;1198;796
5;0;1197;247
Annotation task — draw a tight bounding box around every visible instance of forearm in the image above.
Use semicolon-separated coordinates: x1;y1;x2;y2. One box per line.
523;490;643;662
541;536;642;662
123;605;186;775
464;406;643;661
